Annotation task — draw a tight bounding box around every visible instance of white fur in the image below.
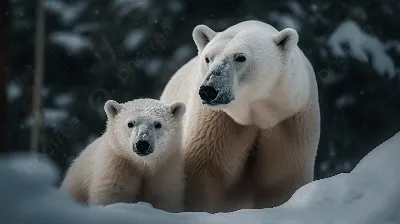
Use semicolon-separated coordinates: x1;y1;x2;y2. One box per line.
60;99;186;212
194;21;310;129
161;20;320;212
104;99;185;169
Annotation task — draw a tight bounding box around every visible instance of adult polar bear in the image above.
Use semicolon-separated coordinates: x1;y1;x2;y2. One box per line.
160;20;320;213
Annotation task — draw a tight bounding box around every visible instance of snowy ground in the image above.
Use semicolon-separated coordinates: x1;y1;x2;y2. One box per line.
1;132;399;224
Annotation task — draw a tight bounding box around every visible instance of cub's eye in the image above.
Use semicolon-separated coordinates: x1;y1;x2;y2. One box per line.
234;55;246;62
154;122;162;129
127;122;134;128
205;57;210;63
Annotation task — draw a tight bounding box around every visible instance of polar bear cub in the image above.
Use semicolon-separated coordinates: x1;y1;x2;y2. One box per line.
60;98;186;212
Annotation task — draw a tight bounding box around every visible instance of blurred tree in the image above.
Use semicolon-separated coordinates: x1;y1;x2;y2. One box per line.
30;0;45;153
0;0;9;153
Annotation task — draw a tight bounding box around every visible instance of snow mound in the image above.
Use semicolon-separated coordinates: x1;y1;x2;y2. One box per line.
328;20;396;78
1;132;400;224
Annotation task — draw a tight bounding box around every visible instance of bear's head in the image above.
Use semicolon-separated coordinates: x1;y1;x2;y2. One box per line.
193;21;304;126
104;99;186;164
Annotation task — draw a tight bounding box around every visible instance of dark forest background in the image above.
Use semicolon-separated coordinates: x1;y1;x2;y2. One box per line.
6;0;400;181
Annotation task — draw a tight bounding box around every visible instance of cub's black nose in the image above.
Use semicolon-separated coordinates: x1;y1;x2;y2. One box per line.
199;86;218;103
135;140;150;155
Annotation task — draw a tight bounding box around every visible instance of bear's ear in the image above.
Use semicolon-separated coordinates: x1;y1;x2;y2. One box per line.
273;28;299;53
170;101;186;119
104;100;122;119
193;24;217;53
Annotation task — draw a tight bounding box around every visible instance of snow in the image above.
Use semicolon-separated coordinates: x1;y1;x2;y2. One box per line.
145;57;163;76
23;108;69;128
6;81;22;102
112;0;150;17
335;94;356;109
172;44;194;63
74;23;102;34
287;1;306;18
268;12;302;31
43;109;68;124
328;20;396;78
1;132;399;224
385;40;400;54
353;7;367;21
168;1;183;14
123;29;146;51
41;87;50;98
382;5;394;15
45;0;88;25
54;93;74;107
49;32;90;55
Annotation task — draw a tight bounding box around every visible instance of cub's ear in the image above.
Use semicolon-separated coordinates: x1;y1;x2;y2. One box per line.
104;100;122;119
193;24;217;53
273;28;299;53
170;101;186;119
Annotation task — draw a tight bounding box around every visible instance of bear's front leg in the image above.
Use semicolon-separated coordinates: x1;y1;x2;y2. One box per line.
184;172;227;213
149;160;185;212
88;185;128;205
253;180;302;209
88;180;139;206
88;170;142;206
252;158;311;209
152;180;184;213
252;127;314;209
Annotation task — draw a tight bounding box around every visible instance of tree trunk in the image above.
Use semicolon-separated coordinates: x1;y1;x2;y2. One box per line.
30;0;45;153
0;0;9;154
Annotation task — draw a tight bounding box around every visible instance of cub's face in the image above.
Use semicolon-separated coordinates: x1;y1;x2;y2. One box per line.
104;99;185;162
192;23;298;124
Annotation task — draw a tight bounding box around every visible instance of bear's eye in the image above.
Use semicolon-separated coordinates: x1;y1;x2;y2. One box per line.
234;55;246;62
205;57;210;63
154;122;162;129
127;122;134;128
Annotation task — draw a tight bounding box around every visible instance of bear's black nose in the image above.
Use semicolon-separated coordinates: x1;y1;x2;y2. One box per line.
135;140;150;154
199;86;218;103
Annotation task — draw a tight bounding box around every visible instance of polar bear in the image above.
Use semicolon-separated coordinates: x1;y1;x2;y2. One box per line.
160;20;320;213
60;98;186;212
